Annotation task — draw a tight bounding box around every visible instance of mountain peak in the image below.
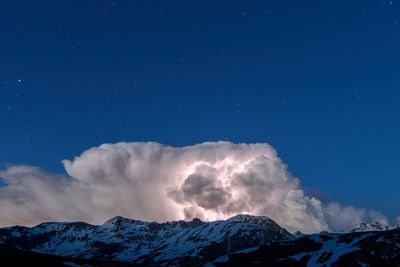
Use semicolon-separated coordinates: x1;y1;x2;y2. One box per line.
227;214;291;238
351;221;389;232
0;214;293;263
188;217;204;228
292;231;304;237
1;214;399;265
392;217;400;230
102;216;147;228
228;214;273;222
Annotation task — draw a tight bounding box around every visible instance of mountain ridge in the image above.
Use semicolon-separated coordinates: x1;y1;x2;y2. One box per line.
351;220;400;232
1;214;400;266
0;214;290;265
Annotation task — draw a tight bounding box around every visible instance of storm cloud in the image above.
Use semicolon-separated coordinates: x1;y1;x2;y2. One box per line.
0;142;388;233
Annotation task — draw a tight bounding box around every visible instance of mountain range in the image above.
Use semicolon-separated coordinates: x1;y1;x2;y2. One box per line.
0;214;399;266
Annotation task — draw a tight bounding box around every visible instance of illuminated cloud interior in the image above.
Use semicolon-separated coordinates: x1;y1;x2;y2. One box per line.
0;142;387;233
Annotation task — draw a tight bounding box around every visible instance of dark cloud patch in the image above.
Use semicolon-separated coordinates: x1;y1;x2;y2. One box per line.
181;173;231;210
166;189;186;204
182;174;214;196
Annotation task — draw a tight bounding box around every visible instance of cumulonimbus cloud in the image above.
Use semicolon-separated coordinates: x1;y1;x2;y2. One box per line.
0;142;388;233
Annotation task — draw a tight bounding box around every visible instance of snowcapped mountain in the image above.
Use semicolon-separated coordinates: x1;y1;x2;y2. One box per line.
141;215;291;265
292;231;304;238
227;214;291;237
0;214;399;266
391;218;400;230
350;220;400;232
0;214;290;265
219;229;400;266
351;221;389;232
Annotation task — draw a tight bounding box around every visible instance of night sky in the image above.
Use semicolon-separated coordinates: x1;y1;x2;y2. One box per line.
1;1;400;220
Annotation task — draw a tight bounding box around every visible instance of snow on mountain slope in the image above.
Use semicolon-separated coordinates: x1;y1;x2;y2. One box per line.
144;218;290;265
0;215;289;264
291;231;304;238
351;221;389;232
227;214;291;238
219;229;400;266
1;215;400;266
391;218;400;230
0;216;205;261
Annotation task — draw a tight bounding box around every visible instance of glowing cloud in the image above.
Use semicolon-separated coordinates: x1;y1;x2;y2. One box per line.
0;142;388;233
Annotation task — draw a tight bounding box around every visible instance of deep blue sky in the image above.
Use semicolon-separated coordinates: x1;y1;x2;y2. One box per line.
1;1;399;219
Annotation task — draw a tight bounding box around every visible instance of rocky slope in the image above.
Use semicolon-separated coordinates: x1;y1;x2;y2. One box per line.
351;221;389;232
217;228;400;266
351;220;400;232
0;214;290;265
1;215;400;266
